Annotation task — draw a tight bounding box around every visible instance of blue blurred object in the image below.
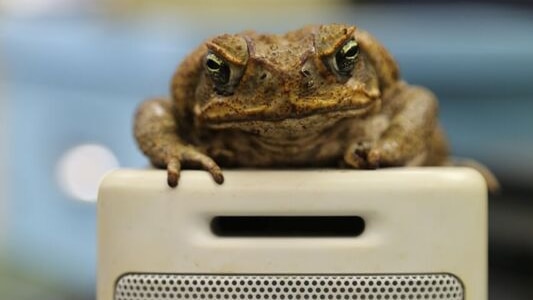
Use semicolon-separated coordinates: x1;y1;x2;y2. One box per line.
1;3;532;299
1;17;184;295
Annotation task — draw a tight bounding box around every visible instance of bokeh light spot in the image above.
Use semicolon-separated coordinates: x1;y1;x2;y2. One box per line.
57;144;119;202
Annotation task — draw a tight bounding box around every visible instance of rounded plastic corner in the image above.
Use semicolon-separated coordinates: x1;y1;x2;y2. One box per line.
456;166;491;196
99;168;122;187
96;169;124;204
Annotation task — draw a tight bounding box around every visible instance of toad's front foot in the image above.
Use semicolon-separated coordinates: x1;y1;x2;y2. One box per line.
344;137;419;169
165;147;224;188
344;141;381;169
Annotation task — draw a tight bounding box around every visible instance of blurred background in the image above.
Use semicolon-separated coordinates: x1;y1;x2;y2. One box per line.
1;0;532;299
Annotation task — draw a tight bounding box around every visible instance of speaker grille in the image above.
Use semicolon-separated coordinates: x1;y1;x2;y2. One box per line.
115;274;463;300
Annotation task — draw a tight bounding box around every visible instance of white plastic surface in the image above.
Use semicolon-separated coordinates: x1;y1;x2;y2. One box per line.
97;168;487;300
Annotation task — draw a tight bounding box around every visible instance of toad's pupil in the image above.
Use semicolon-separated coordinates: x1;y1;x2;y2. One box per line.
340;40;359;60
344;45;359;59
207;59;221;70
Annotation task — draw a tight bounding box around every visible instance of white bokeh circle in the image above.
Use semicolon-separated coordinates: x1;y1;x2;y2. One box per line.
57;144;119;202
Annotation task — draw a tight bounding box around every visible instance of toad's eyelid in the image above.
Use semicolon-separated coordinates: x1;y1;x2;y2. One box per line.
206;36;249;67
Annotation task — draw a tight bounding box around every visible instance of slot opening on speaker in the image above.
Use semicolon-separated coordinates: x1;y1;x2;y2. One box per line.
210;216;365;237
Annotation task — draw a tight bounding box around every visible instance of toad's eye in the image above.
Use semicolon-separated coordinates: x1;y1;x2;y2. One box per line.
205;53;230;85
328;39;359;77
204;52;244;96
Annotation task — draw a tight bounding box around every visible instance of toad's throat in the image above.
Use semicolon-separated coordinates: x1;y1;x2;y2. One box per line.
200;99;381;128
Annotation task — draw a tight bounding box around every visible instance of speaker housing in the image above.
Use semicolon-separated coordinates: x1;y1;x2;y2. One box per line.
97;168;487;300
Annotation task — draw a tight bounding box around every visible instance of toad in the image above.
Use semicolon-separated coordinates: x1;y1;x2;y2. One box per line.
134;24;491;189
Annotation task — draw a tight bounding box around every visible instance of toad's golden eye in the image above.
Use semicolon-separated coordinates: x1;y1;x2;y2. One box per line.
204;51;245;96
330;39;359;77
205;52;231;86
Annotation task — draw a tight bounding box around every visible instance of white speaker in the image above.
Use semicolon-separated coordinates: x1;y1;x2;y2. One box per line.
97;168;487;300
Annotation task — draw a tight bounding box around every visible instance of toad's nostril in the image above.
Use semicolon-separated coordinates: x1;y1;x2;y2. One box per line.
260;73;267;80
300;69;311;77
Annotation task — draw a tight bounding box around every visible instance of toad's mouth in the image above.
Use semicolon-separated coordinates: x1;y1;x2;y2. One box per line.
198;98;381;129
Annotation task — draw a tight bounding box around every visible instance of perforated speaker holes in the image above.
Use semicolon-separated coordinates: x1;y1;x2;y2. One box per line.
115;274;463;300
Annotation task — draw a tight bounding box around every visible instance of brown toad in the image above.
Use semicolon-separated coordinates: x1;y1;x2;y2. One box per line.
134;24;452;187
